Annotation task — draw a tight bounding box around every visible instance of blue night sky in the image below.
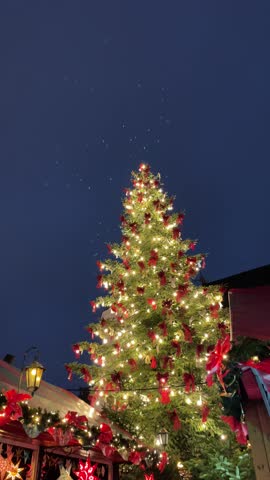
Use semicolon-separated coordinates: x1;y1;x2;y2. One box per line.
0;1;269;387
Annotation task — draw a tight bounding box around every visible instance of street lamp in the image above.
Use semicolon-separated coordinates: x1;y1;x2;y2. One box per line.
20;347;45;395
157;428;169;448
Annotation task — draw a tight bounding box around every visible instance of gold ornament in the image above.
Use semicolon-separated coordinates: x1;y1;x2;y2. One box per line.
6;461;24;480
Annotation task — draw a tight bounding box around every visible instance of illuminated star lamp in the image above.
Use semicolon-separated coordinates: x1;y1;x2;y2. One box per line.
6;462;24;480
74;457;98;480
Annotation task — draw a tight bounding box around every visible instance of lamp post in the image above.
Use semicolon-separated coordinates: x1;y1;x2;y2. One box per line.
19;347;45;395
157;428;169;448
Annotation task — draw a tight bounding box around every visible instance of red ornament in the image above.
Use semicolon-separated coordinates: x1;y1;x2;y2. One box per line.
150;356;157;369
137;286;145;295
74;456;98;480
148;250;159;267
183;373;195;393
147;298;157;310
144;474;154;480
158;271;167;286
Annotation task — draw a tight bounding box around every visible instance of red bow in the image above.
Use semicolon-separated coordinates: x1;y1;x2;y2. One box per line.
176;284;188;302
168;409;181;430
138;261;146;270
99;443;116;458
158;321;168;337
196;344;204;358
90;300;97;313
137;286;145;295
159;389;171;404
176;213;185;225
147;298;157;310
172;227;180;239
106;243;112;253
189;241;196;250
137;192;143;203
129;222;138;234
178;250;184;258
148;330;156;342
206;334;231;387
162;356;174;370
162;215;170;226
157;372;169;388
65;411;88;430
96;275;103;288
120;215;127;225
170;262;177;272
183;373;195;393
144;213;151;224
65;365;73;381
218;322;227;337
111;371;123;387
202;404;210;423
221;416;247;445
81;367;92;383
128;358;137;370
114;343;121;354
182;323;193;343
123;258;131;270
148;250;159;266
171;340;181;357
4;389;31;421
116;279;125;294
162;299;172;316
242;358;270;374
158;271;167;286
72;344;81;358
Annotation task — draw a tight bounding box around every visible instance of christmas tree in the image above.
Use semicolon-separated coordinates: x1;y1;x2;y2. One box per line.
68;164;246;475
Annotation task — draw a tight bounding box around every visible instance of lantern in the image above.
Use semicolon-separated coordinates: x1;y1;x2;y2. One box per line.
25;360;45;394
157;428;169;448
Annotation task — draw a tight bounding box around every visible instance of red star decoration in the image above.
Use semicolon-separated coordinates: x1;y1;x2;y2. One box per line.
74;457;98;480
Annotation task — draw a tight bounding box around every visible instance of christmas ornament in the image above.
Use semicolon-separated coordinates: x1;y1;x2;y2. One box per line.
6;461;24;480
74;457;98;480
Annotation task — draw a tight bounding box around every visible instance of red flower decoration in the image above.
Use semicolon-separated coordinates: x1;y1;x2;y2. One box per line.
4;389;31;421
99;423;113;444
65;365;73;381
176;213;185;225
65;411;88;430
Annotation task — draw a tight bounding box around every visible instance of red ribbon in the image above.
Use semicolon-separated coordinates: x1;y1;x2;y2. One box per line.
158;321;168;337
162;356;174;370
157;452;168;473
221;416;247;445
172;227;180;239
138;261;146;270
148;330;156;342
206;334;231;387
72;344;81;359
162;215;170;226
80;367;92;383
137;286;145;295
144;213;151;224
202;404;210;423
150;357;157;369
128;451;142;465
176;284;188;302
98;423;113;444
96;275;103;288
4;389;31;421
176;213;185;225
196;344;204;358
128;358;137;370
65;365;73;381
90;300;97;313
210;303;220;318
65;411;88;430
160;389;171;404
189;241;196;250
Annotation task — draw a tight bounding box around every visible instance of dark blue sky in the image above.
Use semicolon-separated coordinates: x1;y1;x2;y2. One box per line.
1;1;270;387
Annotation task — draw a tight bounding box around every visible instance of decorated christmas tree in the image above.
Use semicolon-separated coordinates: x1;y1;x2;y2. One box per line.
68;164;251;477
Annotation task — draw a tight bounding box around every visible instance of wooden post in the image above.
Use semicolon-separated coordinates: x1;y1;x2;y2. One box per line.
245;401;270;479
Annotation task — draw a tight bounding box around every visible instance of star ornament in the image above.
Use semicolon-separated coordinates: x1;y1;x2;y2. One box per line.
74;457;98;480
6;462;24;480
144;474;154;480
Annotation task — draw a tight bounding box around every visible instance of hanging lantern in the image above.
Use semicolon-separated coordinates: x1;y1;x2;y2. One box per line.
157;428;169;447
25;360;45;394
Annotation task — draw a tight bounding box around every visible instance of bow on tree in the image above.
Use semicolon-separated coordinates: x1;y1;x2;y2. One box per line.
168;409;181;430
183;373;195;393
206;334;231;387
221;416;247;445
